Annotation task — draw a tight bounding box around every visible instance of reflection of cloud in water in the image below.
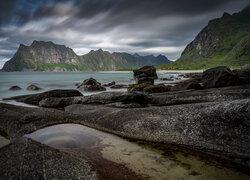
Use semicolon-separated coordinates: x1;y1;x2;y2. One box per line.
25;124;250;180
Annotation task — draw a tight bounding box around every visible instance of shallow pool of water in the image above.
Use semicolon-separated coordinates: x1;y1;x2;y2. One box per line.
25;124;250;180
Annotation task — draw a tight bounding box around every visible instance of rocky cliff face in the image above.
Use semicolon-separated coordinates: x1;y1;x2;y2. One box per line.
2;41;170;71
159;6;250;69
2;41;78;71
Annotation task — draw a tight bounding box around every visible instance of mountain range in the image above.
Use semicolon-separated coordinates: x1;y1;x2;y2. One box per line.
158;6;250;69
2;6;250;71
1;41;171;72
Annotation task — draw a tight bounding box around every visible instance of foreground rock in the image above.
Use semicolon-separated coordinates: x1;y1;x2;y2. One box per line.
143;84;171;93
152;85;250;106
233;68;250;85
171;78;203;91
77;78;106;91
9;85;22;90
201;66;238;88
0;137;97;179
0;99;249;167
171;66;250;91
5;89;82;105
133;66;158;85
39;91;152;108
27;84;43;91
183;72;202;79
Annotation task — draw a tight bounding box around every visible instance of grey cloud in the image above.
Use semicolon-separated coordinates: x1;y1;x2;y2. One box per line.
0;0;18;25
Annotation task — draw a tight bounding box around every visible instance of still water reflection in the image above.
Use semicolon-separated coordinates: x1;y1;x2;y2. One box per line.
25;124;249;180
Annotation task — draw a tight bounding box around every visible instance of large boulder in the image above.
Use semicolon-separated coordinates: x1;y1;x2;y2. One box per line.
5;89;83;105
232;64;250;85
9;86;22;90
232;69;250;85
171;78;203;91
133;66;158;85
77;78;106;92
27;84;43;91
201;66;238;89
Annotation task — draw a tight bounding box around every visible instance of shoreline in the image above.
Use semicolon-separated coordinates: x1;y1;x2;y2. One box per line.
0;70;203;74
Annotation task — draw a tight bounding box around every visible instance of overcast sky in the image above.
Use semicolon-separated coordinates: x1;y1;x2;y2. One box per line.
0;0;249;68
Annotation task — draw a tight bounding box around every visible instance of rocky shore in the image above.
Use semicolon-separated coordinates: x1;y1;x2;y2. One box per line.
0;65;250;179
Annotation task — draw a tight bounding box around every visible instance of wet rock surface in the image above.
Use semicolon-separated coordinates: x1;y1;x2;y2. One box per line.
4;89;83;105
0;137;97;179
39;91;152;108
171;66;250;91
0;97;249;167
27;84;43;91
143;84;171;93
9;85;22;90
151;85;250;106
201;66;238;88
171;78;203;91
77;78;106;92
2;65;250;178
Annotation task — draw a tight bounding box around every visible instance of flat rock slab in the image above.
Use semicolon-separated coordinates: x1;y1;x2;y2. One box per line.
151;85;250;105
0;137;97;180
4;89;83;105
0;99;249;167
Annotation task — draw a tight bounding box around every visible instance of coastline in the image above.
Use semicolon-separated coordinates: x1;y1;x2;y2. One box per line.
0;70;204;74
0;65;250;179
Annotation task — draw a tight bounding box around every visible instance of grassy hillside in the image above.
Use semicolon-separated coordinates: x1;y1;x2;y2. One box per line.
158;7;250;70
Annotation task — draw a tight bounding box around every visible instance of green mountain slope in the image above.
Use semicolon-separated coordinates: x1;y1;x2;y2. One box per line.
158;6;250;70
2;41;171;72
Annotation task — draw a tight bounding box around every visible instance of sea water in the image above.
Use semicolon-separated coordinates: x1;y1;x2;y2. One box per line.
0;71;180;99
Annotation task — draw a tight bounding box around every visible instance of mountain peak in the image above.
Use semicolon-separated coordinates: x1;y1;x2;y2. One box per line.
162;6;250;69
2;41;171;71
133;53;140;57
31;40;57;47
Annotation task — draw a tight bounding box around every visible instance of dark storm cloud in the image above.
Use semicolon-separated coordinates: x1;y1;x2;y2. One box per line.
0;0;249;67
0;0;18;25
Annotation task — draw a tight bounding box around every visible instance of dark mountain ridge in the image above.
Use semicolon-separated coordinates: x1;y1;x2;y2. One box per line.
2;41;171;72
159;6;250;69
